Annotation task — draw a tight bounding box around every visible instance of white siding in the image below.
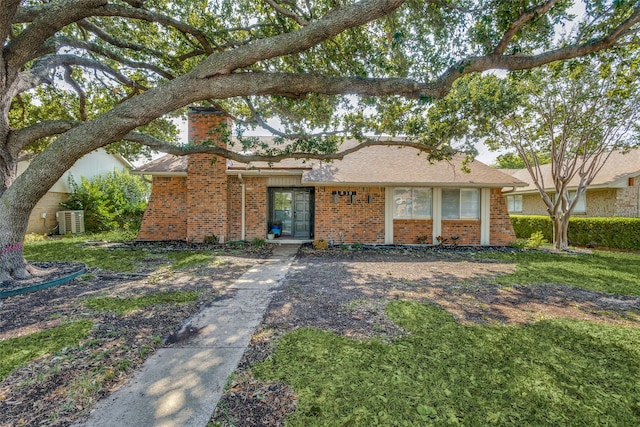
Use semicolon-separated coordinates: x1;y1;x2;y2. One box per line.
266;175;303;187
18;148;130;193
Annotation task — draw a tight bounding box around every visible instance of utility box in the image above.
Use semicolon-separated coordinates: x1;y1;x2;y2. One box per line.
56;210;85;234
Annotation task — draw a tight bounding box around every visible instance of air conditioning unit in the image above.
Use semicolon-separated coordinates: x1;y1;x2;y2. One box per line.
56;210;85;234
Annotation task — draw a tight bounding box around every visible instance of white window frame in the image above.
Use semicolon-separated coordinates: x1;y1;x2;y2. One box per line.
570;191;586;213
441;188;480;220
392;188;432;220
553;191;586;213
505;195;523;213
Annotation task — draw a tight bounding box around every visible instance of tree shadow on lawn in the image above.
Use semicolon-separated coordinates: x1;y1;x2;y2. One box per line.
265;255;640;343
488;250;640;296
0;258;250;340
212;252;640;427
255;301;640;426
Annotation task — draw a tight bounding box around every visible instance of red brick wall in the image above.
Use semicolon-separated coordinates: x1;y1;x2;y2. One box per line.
394;220;433;244
314;186;385;243
228;177;268;240
186;109;233;242
137;176;188;241
490;188;516;245
440;220;481;245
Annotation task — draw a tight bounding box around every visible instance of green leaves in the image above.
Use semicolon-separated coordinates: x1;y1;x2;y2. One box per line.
60;170;150;233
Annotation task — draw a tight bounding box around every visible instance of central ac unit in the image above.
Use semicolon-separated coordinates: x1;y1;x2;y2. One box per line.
56;210;85;234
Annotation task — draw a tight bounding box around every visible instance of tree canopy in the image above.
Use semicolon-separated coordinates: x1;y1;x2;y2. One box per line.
458;57;640;249
1;0;639;281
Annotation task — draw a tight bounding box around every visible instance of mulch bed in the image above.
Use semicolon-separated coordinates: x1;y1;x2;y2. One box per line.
211;246;640;426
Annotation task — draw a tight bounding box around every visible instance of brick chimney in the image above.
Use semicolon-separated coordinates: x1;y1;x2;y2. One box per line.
186;107;233;243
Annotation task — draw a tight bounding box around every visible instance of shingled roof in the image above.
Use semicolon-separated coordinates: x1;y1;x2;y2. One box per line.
134;140;525;187
501;149;640;194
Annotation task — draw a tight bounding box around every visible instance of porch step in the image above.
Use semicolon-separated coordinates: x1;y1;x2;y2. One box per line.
265;238;313;245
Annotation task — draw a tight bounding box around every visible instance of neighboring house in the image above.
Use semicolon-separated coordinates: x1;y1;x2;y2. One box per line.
501;150;640;217
18;148;132;234
134;107;525;246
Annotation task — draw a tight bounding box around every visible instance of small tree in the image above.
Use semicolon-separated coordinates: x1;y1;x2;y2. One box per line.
61;170;149;233
483;60;640;250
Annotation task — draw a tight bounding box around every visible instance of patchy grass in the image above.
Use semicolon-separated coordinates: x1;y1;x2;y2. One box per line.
476;250;640;296
255;301;640;426
167;252;220;270
83;291;200;314
24;235;147;272
0;321;92;381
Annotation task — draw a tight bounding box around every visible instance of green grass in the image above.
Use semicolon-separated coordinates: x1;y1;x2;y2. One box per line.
0;321;92;381
255;301;640;426
476;250;640;296
24;235;147;272
84;291;199;314
167;252;216;269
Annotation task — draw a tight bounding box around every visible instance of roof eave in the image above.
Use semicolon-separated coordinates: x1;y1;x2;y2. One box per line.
226;169;305;176
504;182;615;194
301;180;526;187
131;170;187;177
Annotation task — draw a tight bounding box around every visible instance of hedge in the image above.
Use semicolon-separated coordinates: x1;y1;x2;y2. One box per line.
510;215;640;250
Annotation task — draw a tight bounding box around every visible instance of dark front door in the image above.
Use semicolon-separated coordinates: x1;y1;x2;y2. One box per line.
293;191;311;238
270;188;313;239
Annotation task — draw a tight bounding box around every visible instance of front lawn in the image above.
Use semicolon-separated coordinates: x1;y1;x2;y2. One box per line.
477;250;640;296
2;233;260;426
213;247;640;426
0;321;92;381
255;301;640;426
23;233;147;272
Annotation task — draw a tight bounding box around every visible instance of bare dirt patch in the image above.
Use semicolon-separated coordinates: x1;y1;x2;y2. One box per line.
0;253;261;427
212;247;640;426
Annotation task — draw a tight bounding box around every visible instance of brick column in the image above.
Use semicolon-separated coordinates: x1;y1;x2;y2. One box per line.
186;107;233;243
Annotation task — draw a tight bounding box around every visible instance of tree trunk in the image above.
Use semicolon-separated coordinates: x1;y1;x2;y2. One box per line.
0;201;32;284
552;215;570;251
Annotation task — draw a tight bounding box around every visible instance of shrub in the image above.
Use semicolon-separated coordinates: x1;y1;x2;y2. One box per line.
60;170;149;233
511;215;640;250
568;217;640;249
204;235;219;244
24;233;47;243
313;239;328;250
525;231;547;249
510;215;553;242
251;237;266;247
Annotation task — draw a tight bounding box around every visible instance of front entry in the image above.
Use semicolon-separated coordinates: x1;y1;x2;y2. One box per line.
269;188;314;239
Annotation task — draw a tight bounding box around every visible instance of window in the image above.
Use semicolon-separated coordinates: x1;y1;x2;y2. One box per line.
393;188;432;219
570;191;586;213
442;189;480;219
553;191;586;213
505;195;523;213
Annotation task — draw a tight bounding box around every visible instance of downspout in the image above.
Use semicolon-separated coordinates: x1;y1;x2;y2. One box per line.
239;173;246;241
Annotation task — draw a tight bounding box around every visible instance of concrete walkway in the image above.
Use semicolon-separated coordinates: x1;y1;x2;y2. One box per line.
79;244;300;427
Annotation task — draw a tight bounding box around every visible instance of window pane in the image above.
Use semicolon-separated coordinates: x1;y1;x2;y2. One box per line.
461;189;480;218
506;195;522;213
393;188;412;219
442;189;460;219
514;195;522;212
570;191;586;213
412;189;432;218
